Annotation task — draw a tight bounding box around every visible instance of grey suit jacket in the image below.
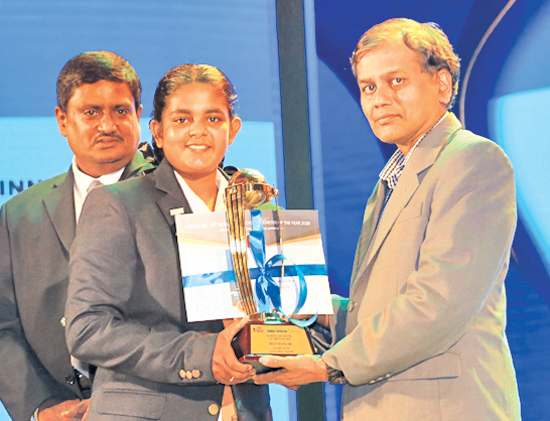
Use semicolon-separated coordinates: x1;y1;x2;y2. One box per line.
322;113;521;420
0;152;154;421
65;159;270;421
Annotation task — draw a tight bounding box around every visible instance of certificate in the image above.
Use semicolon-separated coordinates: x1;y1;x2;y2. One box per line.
176;210;333;322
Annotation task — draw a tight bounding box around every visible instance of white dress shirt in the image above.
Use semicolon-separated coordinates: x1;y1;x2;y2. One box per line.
72;158;125;221
174;169;228;214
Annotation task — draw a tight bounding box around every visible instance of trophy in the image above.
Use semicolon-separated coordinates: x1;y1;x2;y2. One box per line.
224;169;315;373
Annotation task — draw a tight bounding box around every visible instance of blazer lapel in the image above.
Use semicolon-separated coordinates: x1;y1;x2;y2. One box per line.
358;165;420;280
350;181;387;286
120;151;156;180
352;113;463;289
43;170;76;254
154;159;192;233
41;153;155;254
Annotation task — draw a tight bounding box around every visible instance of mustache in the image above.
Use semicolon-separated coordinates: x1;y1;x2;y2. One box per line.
93;132;124;143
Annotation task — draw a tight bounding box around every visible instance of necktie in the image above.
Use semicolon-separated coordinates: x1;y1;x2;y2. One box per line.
86;179;103;194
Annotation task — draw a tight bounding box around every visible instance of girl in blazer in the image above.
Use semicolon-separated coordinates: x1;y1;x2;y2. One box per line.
65;64;271;421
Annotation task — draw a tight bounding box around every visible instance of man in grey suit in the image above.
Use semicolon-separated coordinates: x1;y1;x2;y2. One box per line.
0;51;154;421
256;18;521;420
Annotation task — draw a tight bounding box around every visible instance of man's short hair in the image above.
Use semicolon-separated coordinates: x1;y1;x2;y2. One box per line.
57;51;141;112
351;18;460;108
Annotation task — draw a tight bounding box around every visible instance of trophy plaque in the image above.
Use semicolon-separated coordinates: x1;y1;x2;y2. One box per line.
224;169;316;373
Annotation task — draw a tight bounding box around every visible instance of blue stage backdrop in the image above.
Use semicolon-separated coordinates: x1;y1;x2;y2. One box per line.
0;1;298;420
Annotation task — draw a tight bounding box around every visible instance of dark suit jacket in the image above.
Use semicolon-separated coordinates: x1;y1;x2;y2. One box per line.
0;152;154;421
323;113;521;420
65;159;270;421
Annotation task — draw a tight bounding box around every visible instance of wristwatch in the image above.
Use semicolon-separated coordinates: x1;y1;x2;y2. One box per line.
326;364;348;385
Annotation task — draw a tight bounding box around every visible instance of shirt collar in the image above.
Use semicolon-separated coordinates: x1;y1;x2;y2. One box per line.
379;112;448;189
174;169;228;214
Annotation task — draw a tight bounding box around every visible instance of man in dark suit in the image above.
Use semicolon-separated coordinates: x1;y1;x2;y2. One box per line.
0;51;155;421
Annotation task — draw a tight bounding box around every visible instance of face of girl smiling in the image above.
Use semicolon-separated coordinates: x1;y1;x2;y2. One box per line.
150;82;241;181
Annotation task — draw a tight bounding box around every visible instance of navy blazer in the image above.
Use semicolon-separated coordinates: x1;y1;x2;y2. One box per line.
65;158;270;421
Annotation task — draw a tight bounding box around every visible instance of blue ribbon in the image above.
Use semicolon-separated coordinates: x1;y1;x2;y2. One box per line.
181;210;325;327
182;264;327;288
248;210;317;326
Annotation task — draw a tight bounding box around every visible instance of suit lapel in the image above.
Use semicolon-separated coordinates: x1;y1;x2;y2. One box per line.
121;151;156;180
356;164;420;285
350;181;386;287
352;113;463;289
154;159;193;233
43;170;76;254
41;151;154;254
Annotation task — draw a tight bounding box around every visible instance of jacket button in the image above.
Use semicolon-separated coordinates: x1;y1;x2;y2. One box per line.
60;316;66;327
385;373;391;379
367;379;376;385
65;375;76;385
208;404;220;415
185;371;193;380
179;369;186;379
347;301;356;312
192;369;201;379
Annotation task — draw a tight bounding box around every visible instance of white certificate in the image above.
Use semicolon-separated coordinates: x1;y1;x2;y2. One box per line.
176;210;333;322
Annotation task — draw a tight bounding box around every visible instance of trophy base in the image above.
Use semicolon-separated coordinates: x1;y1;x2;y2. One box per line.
232;316;316;374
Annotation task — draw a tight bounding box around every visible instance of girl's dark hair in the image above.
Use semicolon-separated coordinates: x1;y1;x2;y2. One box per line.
151;64;237;163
